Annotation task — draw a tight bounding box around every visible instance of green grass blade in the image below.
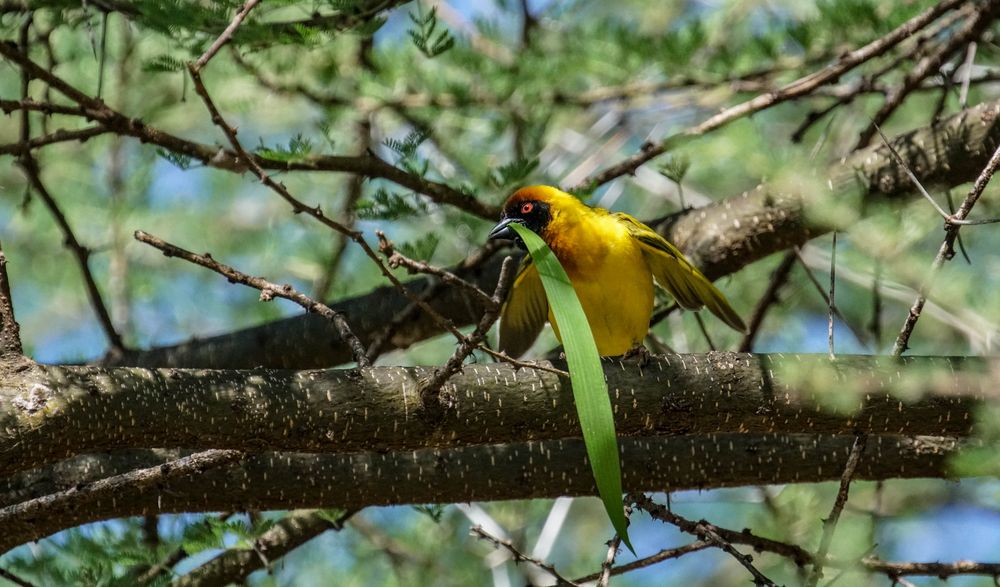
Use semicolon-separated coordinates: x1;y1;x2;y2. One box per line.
508;223;634;553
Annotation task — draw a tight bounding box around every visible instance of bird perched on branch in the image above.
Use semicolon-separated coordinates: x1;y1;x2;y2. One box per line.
488;185;746;357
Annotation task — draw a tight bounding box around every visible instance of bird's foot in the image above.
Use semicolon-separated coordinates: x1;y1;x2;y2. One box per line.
619;344;651;368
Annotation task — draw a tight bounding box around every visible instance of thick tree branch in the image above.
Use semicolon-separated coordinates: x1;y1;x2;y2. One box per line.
0;353;991;480
0;432;968;554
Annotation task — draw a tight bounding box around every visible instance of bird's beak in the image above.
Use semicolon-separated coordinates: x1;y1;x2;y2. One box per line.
488;217;523;241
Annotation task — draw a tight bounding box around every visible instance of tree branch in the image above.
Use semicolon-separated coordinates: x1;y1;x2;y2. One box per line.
171;509;355;587
0;450;243;542
0;41;496;220
578;0;969;189
16;157;125;354
134;230;370;368
633;493;1000;582
191;0;260;72
0;353;992;480
0;242;23;359
806;434;868;586
893;141;1000;354
0;431;969;553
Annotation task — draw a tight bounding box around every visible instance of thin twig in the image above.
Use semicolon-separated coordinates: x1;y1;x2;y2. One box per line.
828;231;837;359
739;251;796;352
17;157;126;355
793;248;870;348
578;0;966;190
0;97;90;117
0;568;36;587
0;450;243;526
192;0;260;72
873;124;953;220
377;232;497;311
134;230;371;367
185;64;479;361
805;434;869;587
597;528;624;587
0;42;496;220
634;493;1000;580
944;191;971;263
416;256;517;405
470;525;580;586
632;493;777;586
893;141;1000;355
477;345;569;376
0;125;108;155
573;541;711;583
692;312;716;351
856;4;998;148
363;242;507;361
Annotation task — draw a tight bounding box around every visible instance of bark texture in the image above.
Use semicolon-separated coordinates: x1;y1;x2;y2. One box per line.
0;353;990;479
0;433;966;552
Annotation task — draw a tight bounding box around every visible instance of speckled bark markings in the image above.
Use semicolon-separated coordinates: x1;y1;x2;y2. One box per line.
0;353;991;480
0;433;964;551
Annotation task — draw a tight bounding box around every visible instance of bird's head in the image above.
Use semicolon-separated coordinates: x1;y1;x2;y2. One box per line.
488;186;577;247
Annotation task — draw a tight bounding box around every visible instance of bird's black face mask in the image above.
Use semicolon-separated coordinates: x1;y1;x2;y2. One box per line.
488;200;551;249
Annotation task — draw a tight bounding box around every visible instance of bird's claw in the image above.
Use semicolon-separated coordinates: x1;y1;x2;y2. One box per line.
619;344;651;368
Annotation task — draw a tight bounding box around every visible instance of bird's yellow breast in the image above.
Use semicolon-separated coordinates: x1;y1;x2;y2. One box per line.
544;210;654;356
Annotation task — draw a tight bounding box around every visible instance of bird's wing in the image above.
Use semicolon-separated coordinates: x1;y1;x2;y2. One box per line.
616;213;747;333
498;256;549;357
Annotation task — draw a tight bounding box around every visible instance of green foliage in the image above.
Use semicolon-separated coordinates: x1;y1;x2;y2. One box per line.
2;522;167;587
412;504;447;523
489;157;539;189
315;508;349;524
181;515;277;555
156;149;195;170
509;223;633;554
658;154;691;184
407;6;456;58
384;130;431;177
384;130;429;160
142;54;187;73
356;188;427;220
397;233;440;260
255;133;314;163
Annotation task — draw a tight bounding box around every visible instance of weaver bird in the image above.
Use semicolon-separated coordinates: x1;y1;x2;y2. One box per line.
488;185;746;357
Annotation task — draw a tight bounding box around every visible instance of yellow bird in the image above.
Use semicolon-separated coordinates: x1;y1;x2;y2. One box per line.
488;185;746;357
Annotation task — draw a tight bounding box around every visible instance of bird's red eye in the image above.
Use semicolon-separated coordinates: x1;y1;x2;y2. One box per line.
521;202;534;214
